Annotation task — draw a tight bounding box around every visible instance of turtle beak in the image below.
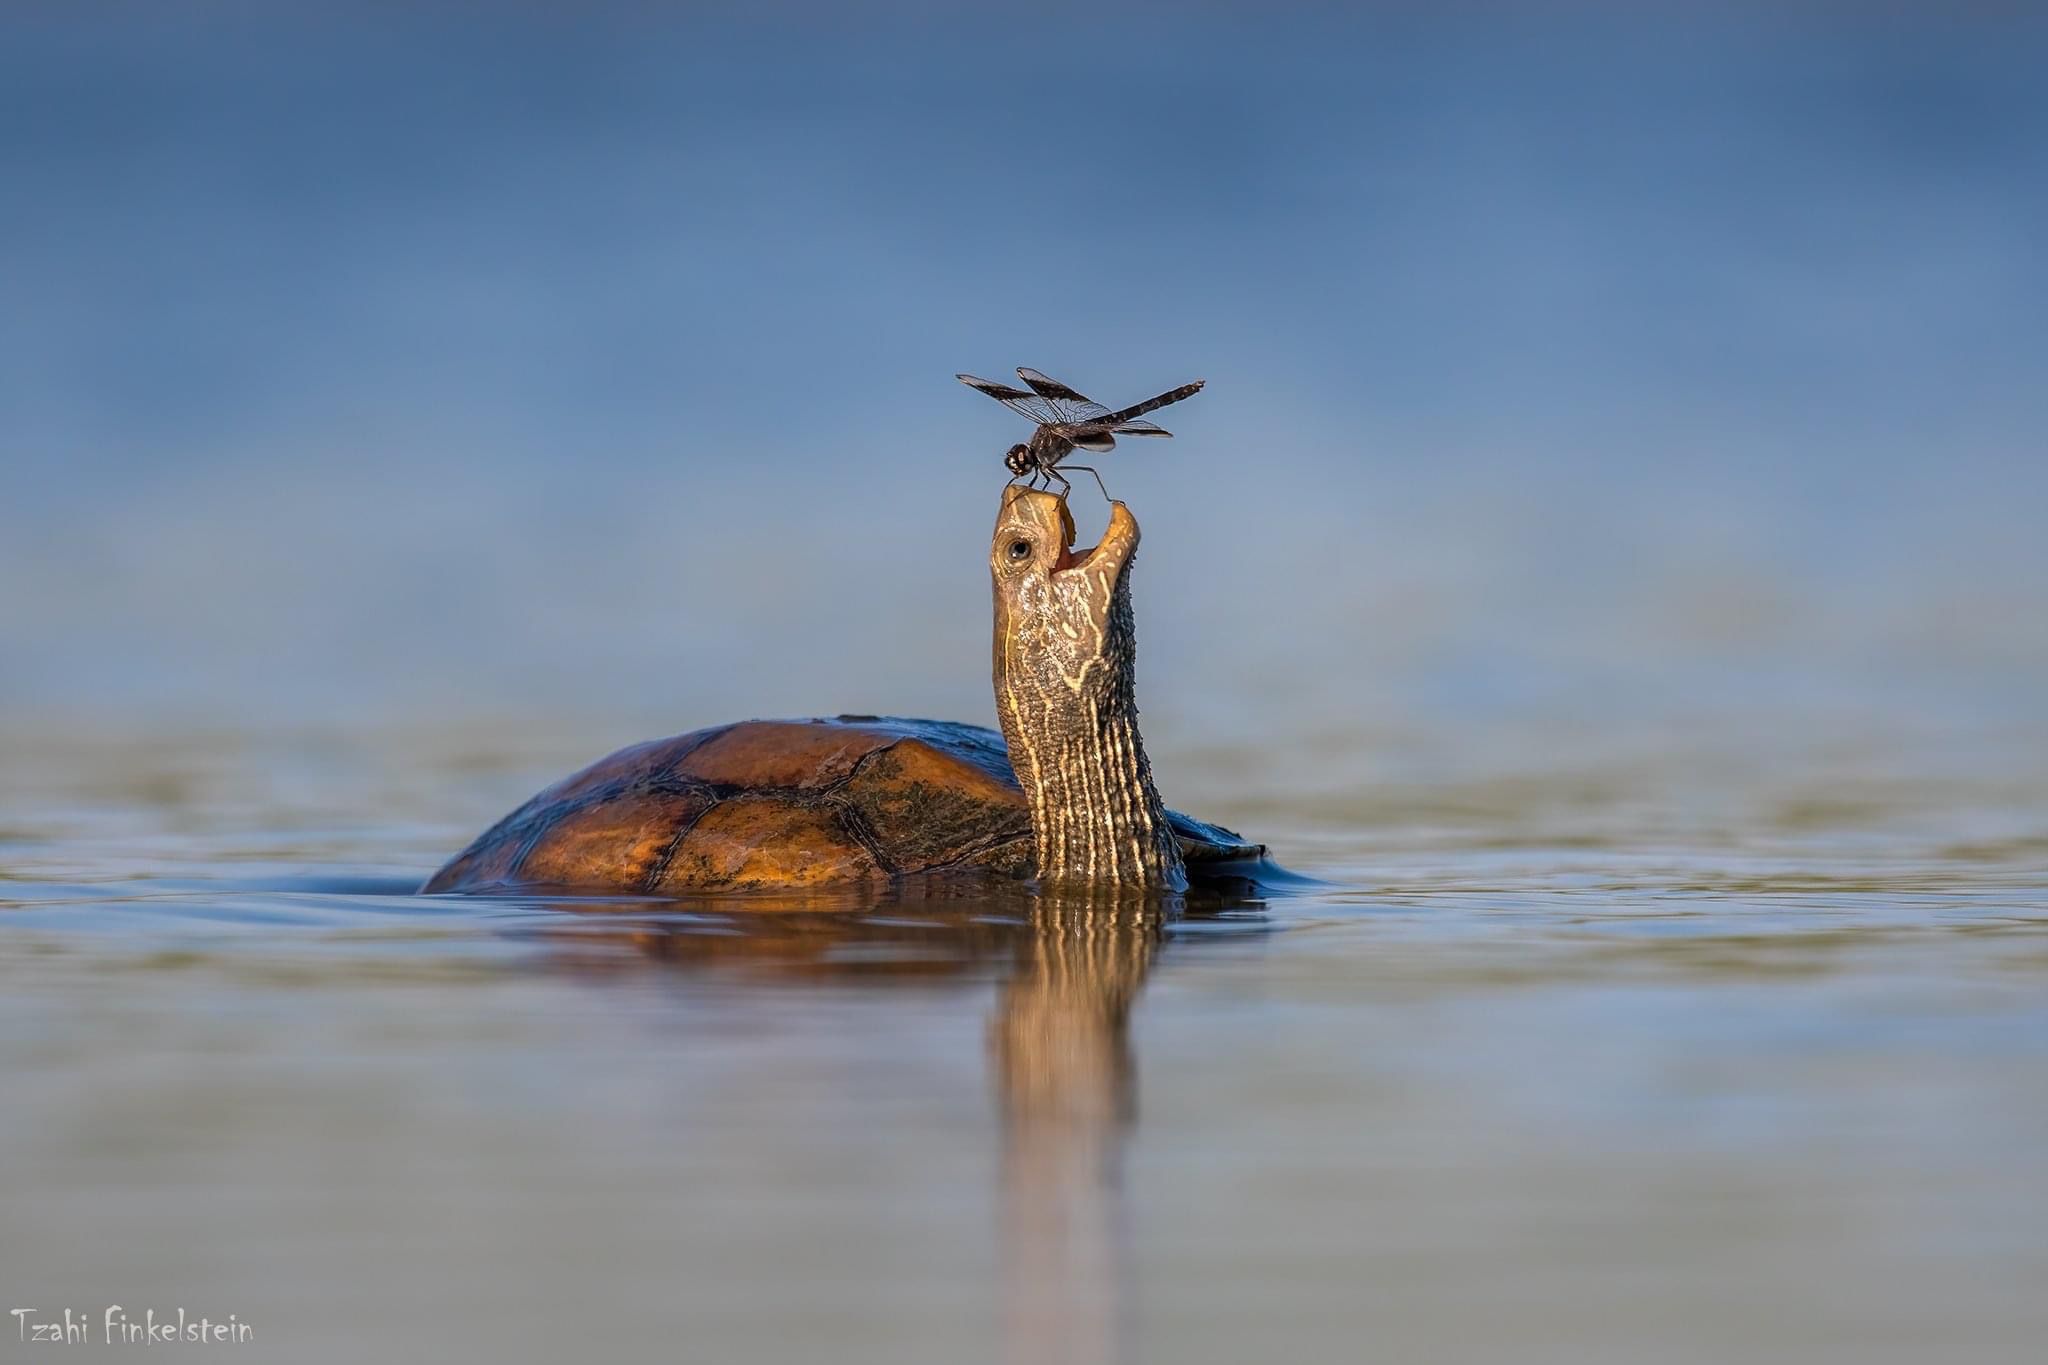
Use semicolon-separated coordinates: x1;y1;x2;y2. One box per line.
1056;501;1140;580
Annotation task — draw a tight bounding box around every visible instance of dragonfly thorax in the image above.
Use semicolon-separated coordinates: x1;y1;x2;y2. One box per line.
1028;428;1076;461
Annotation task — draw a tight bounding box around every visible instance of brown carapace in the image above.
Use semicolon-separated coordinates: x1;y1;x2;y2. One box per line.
424;490;1265;897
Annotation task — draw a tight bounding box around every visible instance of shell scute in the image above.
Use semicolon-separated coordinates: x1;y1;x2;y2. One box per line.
659;797;881;891
536;727;734;805
515;785;717;890
674;720;891;789
839;738;1032;874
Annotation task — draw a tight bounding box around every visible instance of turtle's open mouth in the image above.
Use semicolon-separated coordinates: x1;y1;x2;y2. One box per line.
1054;501;1139;578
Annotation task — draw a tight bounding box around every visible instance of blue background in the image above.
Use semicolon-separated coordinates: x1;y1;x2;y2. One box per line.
4;3;2043;751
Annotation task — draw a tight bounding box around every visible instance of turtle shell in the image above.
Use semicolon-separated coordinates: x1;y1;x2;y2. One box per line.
423;716;1263;895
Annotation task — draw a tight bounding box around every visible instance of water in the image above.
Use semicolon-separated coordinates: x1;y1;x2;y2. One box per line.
4;714;2045;1363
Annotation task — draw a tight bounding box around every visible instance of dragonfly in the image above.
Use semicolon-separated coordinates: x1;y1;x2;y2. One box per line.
956;367;1205;499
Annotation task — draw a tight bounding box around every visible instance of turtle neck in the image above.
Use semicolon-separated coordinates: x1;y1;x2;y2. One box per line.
991;496;1187;893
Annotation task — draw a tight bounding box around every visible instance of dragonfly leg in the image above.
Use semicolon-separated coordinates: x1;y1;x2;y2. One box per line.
1060;464;1112;503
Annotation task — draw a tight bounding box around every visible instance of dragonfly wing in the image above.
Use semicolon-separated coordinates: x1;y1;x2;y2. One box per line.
1017;368;1112;424
1069;432;1117;453
958;373;1061;426
1113;420;1172;437
1015;368;1093;404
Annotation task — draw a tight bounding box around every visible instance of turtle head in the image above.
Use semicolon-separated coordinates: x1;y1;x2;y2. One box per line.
990;488;1140;657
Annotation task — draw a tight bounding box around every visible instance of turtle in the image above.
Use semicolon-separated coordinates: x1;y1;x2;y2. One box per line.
424;489;1268;897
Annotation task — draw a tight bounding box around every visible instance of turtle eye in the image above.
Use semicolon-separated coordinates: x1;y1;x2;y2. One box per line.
1007;538;1032;562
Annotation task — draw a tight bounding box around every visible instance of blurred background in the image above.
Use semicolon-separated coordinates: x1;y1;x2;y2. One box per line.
5;2;2042;760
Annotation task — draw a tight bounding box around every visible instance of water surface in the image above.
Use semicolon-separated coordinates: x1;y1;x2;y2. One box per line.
3;716;2044;1363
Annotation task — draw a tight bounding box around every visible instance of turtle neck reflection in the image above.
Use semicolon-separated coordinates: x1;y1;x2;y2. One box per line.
991;897;1157;1131
991;896;1161;1365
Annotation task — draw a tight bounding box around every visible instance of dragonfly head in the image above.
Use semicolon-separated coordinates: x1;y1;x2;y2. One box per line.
1003;443;1032;477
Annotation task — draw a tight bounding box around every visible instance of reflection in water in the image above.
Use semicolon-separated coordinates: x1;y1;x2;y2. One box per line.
512;885;1185;1365
991;898;1160;1365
